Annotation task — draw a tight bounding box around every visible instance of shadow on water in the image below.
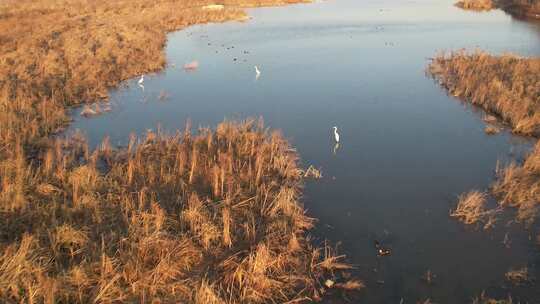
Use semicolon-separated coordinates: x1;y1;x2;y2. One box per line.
68;0;540;302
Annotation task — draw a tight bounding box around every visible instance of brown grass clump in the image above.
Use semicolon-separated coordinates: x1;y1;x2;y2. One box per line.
498;0;540;19
0;119;360;303
505;267;533;285
484;125;501;135
493;141;540;226
455;0;495;11
472;292;514;304
429;50;540;227
428;51;540;136
483;115;498;123
450;191;500;229
303;165;323;179
454;0;540;18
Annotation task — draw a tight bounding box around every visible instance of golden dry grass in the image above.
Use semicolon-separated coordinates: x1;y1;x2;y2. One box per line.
302;165;323;179
450;191;500;229
0;0;365;302
454;0;540;18
428;51;540;136
498;0;540;19
0;119;362;303
472;292;514;304
429;50;540;227
493;141;540;226
505;267;533;285
455;0;495;11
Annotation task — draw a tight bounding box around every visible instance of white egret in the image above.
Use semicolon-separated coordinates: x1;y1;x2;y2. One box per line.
137;75;145;91
254;66;261;78
333;126;340;143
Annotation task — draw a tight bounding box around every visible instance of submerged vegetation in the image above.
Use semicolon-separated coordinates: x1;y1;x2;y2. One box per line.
429;51;540;227
0;119;361;302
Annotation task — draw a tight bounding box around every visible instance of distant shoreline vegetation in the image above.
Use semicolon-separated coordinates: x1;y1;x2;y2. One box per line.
455;0;495;11
428;50;540;232
455;0;540;19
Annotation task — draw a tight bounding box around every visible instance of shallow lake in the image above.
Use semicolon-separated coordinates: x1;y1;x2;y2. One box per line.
69;0;540;302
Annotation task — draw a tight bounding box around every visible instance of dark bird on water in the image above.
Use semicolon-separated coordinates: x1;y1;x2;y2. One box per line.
374;240;391;257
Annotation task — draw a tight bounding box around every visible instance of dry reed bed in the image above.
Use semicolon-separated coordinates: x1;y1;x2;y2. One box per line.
498;0;540;19
0;0;364;302
493;141;540;225
505;267;533;285
428;51;540;136
428;51;540;227
450;191;500;229
455;0;495;11
0;119;360;303
454;0;540;18
472;293;514;304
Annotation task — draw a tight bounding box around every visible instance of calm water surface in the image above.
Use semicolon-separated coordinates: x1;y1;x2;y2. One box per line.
69;0;540;302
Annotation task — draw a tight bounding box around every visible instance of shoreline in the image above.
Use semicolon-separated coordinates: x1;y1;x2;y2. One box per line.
428;50;540;230
455;0;540;19
499;0;540;19
0;0;314;148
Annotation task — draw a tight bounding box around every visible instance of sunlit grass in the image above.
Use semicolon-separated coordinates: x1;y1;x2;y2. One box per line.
455;0;494;11
450;190;500;229
0;119;362;302
0;0;367;302
429;50;540;227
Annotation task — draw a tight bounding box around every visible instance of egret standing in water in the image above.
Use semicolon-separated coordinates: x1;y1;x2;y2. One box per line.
332;126;340;154
138;74;145;91
333;126;340;143
254;66;261;79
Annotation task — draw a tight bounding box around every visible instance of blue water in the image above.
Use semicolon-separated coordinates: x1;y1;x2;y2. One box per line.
69;0;540;302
